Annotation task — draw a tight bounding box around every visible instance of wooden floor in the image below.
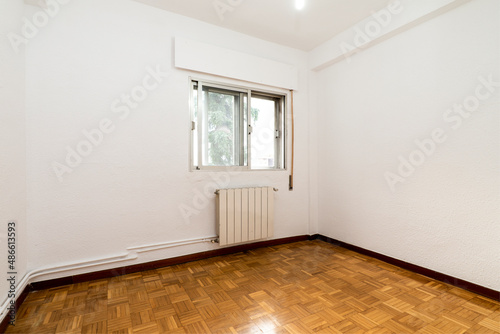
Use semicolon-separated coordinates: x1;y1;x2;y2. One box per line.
6;241;500;334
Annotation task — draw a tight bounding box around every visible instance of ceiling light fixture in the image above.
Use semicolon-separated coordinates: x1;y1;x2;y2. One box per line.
295;0;305;10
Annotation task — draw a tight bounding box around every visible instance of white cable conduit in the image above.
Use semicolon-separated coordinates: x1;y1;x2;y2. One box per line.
0;235;218;322
128;236;218;253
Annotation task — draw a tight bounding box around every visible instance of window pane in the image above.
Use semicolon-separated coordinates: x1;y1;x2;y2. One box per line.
203;88;239;166
243;95;248;166
279;98;285;169
192;83;198;167
251;97;276;168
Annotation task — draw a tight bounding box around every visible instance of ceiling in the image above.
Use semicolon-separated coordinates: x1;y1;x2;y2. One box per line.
133;0;391;51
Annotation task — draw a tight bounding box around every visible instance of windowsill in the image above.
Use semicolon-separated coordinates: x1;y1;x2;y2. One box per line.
190;167;287;172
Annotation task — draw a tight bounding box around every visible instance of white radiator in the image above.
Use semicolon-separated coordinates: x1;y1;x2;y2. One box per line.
216;187;276;246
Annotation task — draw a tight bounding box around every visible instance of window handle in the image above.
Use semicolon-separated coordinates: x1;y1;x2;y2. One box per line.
248;125;253;135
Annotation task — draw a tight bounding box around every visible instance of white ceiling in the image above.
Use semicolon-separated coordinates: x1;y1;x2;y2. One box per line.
133;0;392;51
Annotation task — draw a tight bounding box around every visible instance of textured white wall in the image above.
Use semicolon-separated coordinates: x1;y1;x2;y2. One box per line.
0;0;27;317
25;0;310;279
316;0;500;290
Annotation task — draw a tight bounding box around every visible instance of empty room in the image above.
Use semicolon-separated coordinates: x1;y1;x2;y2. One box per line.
1;0;499;333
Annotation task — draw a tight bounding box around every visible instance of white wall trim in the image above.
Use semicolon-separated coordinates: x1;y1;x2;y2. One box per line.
175;37;299;90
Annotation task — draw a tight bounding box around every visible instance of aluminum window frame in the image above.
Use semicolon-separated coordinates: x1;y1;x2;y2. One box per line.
190;78;286;172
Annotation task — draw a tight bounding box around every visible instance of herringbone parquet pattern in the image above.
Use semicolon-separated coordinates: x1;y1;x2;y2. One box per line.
6;241;500;333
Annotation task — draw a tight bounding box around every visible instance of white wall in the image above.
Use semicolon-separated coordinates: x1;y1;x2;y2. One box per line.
26;0;310;280
316;0;500;290
0;0;27;318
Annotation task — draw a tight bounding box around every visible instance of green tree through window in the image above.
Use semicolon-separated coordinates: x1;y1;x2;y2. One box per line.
206;91;259;166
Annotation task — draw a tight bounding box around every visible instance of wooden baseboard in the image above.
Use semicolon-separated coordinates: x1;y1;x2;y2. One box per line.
311;234;500;301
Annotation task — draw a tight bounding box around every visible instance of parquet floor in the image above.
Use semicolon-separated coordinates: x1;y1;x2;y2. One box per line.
6;240;500;334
